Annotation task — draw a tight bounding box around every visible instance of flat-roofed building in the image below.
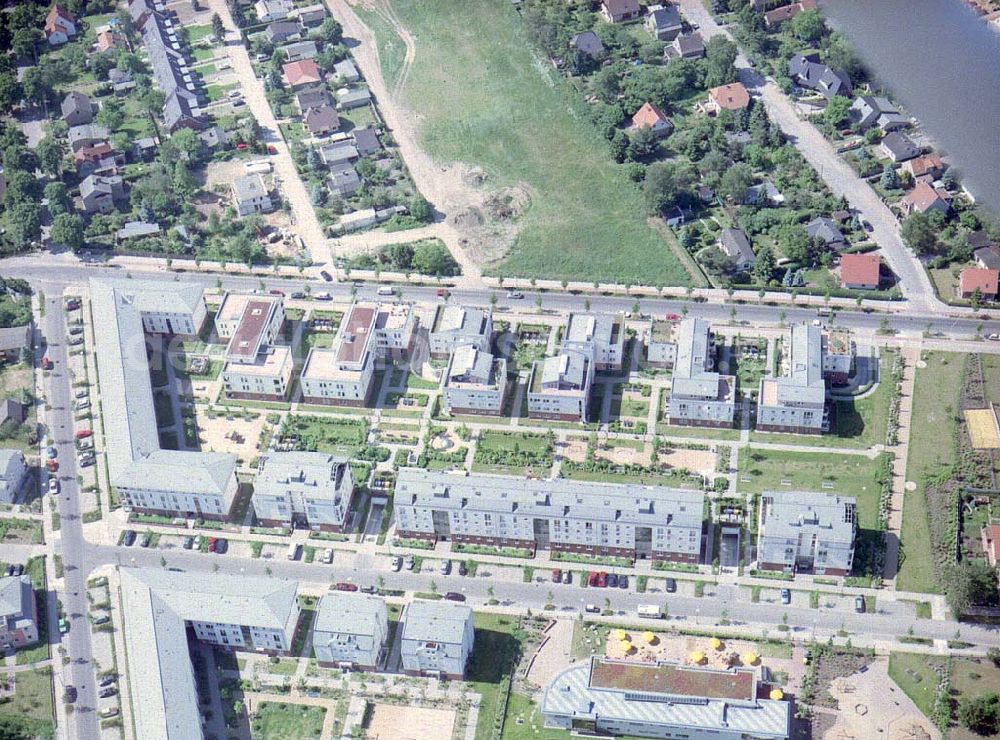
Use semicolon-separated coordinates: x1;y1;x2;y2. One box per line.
215;293;285;340
400;601;474;679
757;490;856;576
667;319;735;428
527;351;593;422
0;576;38;650
223;346;293;402
757;324;828;435
394;469;704;563
822;330;854;385
300;302;416;406
252;452;355;531
220;295;291;401
313;592;388;669
428;305;492;358
120;569;299;739
562;313;625;371
541;657;791;740
646;319;678;368
441;345;508;415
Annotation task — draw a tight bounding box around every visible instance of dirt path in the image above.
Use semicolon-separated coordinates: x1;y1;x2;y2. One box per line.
324;0;486;285
371;0;416;95
205;0;332;264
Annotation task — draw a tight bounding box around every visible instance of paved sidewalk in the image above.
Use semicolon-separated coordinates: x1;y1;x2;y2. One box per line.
883;347;919;586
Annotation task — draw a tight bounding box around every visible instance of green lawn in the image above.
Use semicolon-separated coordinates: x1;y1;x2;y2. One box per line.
361;0;690;286
950;657;1000;740
467;612;524;740
0;667;54;739
888;652;947;721
251;702;325;739
896;352;964;594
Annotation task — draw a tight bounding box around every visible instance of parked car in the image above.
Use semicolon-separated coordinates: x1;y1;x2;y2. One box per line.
69;326;83;335
562;571;572;585
391;555;403;571
855;595;866;613
335;582;358;592
41;357;53;370
319;270;333;282
122;530;136;546
505;291;523;299
360;585;376;594
780;588;791;605
74;428;92;438
551;568;562;583
46;447;58;459
207;537;217;553
3;566;13;577
587;571;598;587
404;555;415;571
618;575;628;590
99;674;116;688
585;604;601;614
458;561;468;577
215;538;228;554
139;532;151;548
48;478;59;495
596;572;608;588
64;686;77;703
99;708;119;719
443;592;466;602
99;687;117;699
68;336;83;346
665;578;677;593
321;548;334;564
78;456;95;468
182;536;194;550
91;614;110;625
290;292;305;300
13;564;22;576
59;618;69;634
607;573;619;588
440;560;451;575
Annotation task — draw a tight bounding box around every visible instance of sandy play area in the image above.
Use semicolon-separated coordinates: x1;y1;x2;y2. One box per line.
195;407;267;461
594;444;652;466
526;619;575;690
365;704;455;740
824;659;937;740
658;447;718;478
556;439;588;463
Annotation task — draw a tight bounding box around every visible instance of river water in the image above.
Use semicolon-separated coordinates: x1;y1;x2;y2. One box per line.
819;0;1000;218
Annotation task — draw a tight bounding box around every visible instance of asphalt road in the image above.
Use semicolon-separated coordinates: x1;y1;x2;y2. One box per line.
40;293;101;740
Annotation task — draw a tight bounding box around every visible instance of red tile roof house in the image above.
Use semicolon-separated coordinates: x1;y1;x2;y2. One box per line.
763;0;817;29
903;153;947;183
839;253;881;290
899;181;950;217
45;5;77;46
600;0;641;24
96;29;124;54
703;83;751;114
959;268;999;300
283;60;322;89
630;102;673;139
983;524;1000;568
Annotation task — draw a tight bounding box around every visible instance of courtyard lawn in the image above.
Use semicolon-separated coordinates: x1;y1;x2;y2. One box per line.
896;352;964;594
251;702;325;739
467;612;524;740
888;652;947;721
473;430;553;476
362;0;692;286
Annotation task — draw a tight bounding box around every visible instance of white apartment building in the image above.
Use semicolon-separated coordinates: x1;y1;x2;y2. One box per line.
562;312;625;371
428;305;492;358
252;452;355;531
757;324;828;435
394;469;705;563
312;592;388;669
822;330;854;384
441;345;508;415
757;490;856;576
232;173;274;217
646;319;678;368
300;302;416;406
222;346;293;401
115;450;239;519
214;292;285;342
527;351;593;422
0;449;27;504
400;601;475;679
667;318;736;428
220;295;291;402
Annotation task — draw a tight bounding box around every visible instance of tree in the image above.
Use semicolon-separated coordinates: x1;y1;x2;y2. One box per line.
408;196;432;223
11;28;38;60
790;10;825;42
591;66;622;104
96;97;125;130
36;137;65;177
172;160;197;195
946;560;999;616
0;73;23;110
880;164;900;190
211;12;225;38
900;212;939;255
718;163;753;203
752;245;775;285
3;202;42;249
958;693;1000;736
318;18;343;45
704;36;738;87
627;125;658;161
824;95;852;129
412;241;459;277
776;224;811;265
49;213;85;250
643;161;694;213
824;32;863;80
44;182;72;216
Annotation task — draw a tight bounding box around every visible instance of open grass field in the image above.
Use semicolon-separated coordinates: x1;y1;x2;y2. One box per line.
0;667;55;739
364;0;691;286
251;701;325;739
896;352;964;594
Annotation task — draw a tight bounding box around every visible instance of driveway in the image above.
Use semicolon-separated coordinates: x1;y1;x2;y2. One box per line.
676;0;941;314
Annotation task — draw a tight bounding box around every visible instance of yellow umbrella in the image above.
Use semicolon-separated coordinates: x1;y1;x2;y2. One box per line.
619;640;633;653
690;651;705;664
742;652;759;666
642;631;657;644
709;637;723;650
769;688;785;701
613;629;628;641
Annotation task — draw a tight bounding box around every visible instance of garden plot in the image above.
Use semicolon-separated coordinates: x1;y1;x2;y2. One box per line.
556;438;588;463
367;703;455;739
194;408;266;461
657;447;718;479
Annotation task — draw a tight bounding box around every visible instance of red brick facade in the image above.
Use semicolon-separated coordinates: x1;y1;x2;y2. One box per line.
225;390;288;402
756;423;822;435
528;410;584;423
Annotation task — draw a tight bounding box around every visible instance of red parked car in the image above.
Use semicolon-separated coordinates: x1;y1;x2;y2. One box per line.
665;313;681;321
42;357;53;370
74;429;93;440
551;568;562;583
588;571;598;587
207;537;217;553
335;582;358;592
596;572;608;588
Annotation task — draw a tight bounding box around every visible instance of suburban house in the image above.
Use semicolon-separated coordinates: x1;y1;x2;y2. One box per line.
337;86;372;109
630;102;673;138
312;593;388;670
527;351;593;422
839;253;881;290
68;124;111;152
300;302;417;406
541;657;791;740
0;325;30;363
283;59;323;89
981;524;1000;568
903;153;947;182
974;246;1000;271
757;324;828;434
252;452;355;531
352;127;381;156
899;181;950;217
0;400;23;430
96;28;124;53
667;318;736;428
116;221;161;242
704;82;751;113
61;92;95;126
231;174;274;217
328;162;361;197
806;217;846;249
429;305;492;357
0;450;26;504
787;53;851;99
393;469;706;563
281;40;318;62
569;31;604;58
254;0;291;23
757;490;856;575
108;67;137;94
295;86;332;113
400;601;475;680
319;141;358;166
45;5;77;45
600;0;641;23
645;4;682;40
763;0;817;29
646;319;678;368
79;174;125;214
0;576;38;650
266;19;302;44
441;345;509;416
745;180;785;206
295;3;327;26
219;295;292;401
879;131;921;162
303;105;340;137
848;95;909;132
959;268;999;300
718;227;756;271
666;32;706;60
333;58;361;83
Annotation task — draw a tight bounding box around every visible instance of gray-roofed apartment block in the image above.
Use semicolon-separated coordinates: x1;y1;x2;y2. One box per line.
429;305;493;357
90;279;238;520
667;318;735;429
527;350;593;422
252;452;355;531
563;312;625;371
757;490;856;576
757;324;828;434
541;657;791;740
313;592;388;669
441;345;508;415
120;569;299;740
394;469;704;563
400;601;474;679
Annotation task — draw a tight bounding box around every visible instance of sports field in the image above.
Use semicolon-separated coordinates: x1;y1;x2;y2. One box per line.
362;0;692;286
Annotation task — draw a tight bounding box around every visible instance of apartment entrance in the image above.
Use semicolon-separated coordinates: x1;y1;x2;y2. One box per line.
635;527;652;559
532;518;550;549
